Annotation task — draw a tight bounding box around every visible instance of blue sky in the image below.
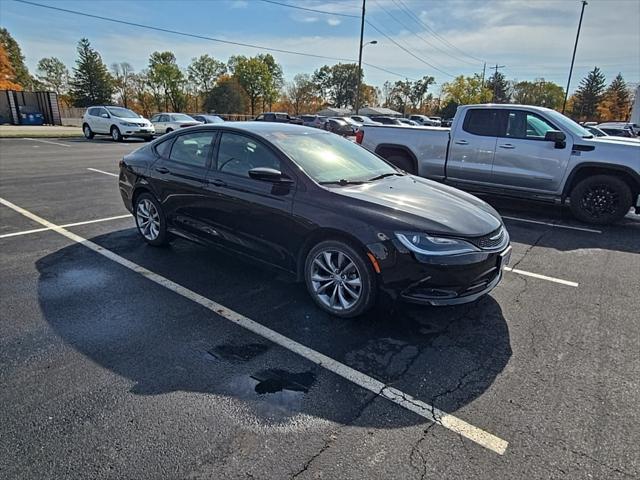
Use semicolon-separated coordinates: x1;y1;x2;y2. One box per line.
1;0;638;93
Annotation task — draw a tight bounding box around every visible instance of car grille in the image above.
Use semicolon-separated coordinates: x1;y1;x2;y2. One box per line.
470;227;507;250
135;122;147;127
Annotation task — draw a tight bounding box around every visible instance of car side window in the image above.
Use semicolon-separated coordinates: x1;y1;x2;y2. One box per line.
505;111;557;139
88;107;98;116
255;114;264;121
97;107;109;117
150;114;160;122
216;132;281;178
462;109;502;137
159;114;169;122
155;138;173;158
168;131;215;168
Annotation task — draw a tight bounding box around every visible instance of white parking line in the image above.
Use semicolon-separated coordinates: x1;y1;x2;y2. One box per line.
87;168;119;177
0;214;132;239
502;216;602;234
23;138;71;148
504;267;579;287
0;196;509;455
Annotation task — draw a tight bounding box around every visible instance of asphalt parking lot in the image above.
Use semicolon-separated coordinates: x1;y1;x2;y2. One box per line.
1;137;639;480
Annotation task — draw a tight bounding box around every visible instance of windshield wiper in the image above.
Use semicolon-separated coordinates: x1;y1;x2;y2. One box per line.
368;172;404;181
319;179;367;186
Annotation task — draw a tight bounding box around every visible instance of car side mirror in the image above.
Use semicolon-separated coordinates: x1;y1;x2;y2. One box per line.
248;167;293;184
544;130;566;149
101;113;110;118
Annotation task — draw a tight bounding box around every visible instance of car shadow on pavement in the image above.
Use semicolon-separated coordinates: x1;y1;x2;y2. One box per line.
35;229;512;429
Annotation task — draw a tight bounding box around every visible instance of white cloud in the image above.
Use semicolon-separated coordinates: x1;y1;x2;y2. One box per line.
326;18;341;27
229;0;248;8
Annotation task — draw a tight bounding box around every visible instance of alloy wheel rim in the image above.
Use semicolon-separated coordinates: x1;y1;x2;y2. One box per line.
310;249;362;311
580;184;619;217
136;199;160;240
84;126;91;138
112;129;119;140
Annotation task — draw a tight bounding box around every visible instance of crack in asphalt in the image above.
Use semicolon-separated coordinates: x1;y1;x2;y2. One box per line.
409;422;437;480
509;226;553;271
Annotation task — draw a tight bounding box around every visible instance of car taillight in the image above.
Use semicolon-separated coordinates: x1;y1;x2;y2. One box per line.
355;129;364;144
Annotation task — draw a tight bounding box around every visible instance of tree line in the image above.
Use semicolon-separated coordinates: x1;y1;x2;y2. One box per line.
0;28;634;122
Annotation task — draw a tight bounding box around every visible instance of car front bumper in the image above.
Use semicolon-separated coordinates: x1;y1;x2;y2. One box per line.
119;125;155;137
368;239;511;306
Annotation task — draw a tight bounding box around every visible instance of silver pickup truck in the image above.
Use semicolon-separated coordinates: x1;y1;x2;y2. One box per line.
358;104;640;224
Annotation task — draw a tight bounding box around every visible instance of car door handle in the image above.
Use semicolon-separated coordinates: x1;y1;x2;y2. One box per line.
155;166;170;174
207;178;227;187
454;140;468;145
498;144;515;149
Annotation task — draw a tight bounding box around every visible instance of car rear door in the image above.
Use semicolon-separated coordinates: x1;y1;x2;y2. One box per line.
446;108;501;185
202;131;299;271
491;109;572;193
147;130;216;238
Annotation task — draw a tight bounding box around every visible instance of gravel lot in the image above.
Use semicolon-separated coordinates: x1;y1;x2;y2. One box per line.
1;137;639;479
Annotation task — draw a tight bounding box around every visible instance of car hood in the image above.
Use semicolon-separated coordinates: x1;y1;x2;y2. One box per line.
117;116;149;123
586;136;640;146
330;175;503;236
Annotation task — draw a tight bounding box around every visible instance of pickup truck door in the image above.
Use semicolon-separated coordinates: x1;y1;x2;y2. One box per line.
491;109;571;193
446;108;500;185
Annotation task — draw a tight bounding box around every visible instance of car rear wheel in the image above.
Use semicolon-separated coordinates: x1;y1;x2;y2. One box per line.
166;128;173;134
569;174;632;225
83;124;94;139
111;126;123;142
304;240;376;318
386;153;416;174
134;193;169;246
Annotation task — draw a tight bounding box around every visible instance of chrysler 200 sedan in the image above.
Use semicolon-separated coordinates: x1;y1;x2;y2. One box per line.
118;123;511;318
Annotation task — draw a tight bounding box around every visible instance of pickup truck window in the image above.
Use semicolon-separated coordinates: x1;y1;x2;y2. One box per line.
462;109;502;136
505;111;557;140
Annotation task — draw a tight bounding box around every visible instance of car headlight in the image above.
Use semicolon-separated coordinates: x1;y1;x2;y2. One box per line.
119;121;137;127
395;232;479;255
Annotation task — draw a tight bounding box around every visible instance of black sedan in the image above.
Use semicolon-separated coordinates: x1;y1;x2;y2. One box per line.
119;123;511;318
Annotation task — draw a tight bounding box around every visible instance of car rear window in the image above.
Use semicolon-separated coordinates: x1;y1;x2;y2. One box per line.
462;109;503;137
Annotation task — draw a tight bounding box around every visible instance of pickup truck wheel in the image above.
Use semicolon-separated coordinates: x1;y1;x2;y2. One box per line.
569;175;632;225
386;154;416;174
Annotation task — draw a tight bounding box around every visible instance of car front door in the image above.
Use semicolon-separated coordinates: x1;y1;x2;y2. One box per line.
94;107;110;133
147;130;216;238
491;109;572;193
203;131;299;271
446;108;501;186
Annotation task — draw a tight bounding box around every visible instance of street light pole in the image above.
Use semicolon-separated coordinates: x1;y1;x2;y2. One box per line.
355;0;366;115
562;0;588;114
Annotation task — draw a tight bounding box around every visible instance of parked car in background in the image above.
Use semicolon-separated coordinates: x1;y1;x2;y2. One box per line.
584;126;607;137
191;114;224;124
409;115;441;126
18;105;44;125
300;115;327;128
371;116;404;126
359;104;640;224
325;117;356;136
597;122;638;137
83;106;155;142
441;118;454;127
150;113;201;134
255;112;303;125
333;116;361;130
398;118;420;126
119;122;511;317
350;115;382;125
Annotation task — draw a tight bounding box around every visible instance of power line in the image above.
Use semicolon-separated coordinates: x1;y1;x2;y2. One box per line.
258;0;359;18
14;0;415;80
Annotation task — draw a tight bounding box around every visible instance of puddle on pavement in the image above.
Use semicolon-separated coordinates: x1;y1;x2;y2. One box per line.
204;343;269;363
251;369;315;394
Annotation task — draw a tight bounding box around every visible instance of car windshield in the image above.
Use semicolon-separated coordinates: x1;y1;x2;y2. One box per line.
341;117;359;125
171;114;195;122
106;107;139;118
544;109;592;138
267;131;397;183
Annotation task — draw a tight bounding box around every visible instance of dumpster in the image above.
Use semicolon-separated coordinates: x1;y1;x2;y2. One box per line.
19;105;45;125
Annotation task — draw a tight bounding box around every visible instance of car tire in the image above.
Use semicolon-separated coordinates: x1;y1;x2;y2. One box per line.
83;124;94;140
569;174;632;225
134;193;169;246
304;240;376;318
386;153;416;174
166;128;173;134
111;126;123;142
144;136;154;142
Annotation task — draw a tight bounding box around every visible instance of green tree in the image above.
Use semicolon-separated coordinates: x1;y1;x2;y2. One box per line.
486;71;509;103
256;53;283;111
409;75;436;111
204;75;246;113
286;73;316;115
441;74;491;105
571;67;606;121
234;56;270;115
0;28;33;88
187;54;227;109
148;51;186;111
110;62;134;108
69;38;114;107
511;79;565;109
36;57;69;94
312;63;361;109
439;99;459;119
599;73;630;121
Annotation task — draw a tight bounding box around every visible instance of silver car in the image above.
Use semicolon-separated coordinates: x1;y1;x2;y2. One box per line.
150;113;202;134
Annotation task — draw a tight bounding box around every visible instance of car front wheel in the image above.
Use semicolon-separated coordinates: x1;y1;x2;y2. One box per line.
304;240;376;318
83;124;94;139
134;193;169;246
111;126;123;142
569;174;632;224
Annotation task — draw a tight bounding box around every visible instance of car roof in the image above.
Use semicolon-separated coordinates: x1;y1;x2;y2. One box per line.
183;122;331;138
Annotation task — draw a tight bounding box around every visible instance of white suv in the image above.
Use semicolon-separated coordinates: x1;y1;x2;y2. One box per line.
82;106;155;142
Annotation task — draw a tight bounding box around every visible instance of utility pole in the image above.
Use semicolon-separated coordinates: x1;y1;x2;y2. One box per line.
481;62;486;89
354;0;366;115
562;0;588;114
491;64;505;102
